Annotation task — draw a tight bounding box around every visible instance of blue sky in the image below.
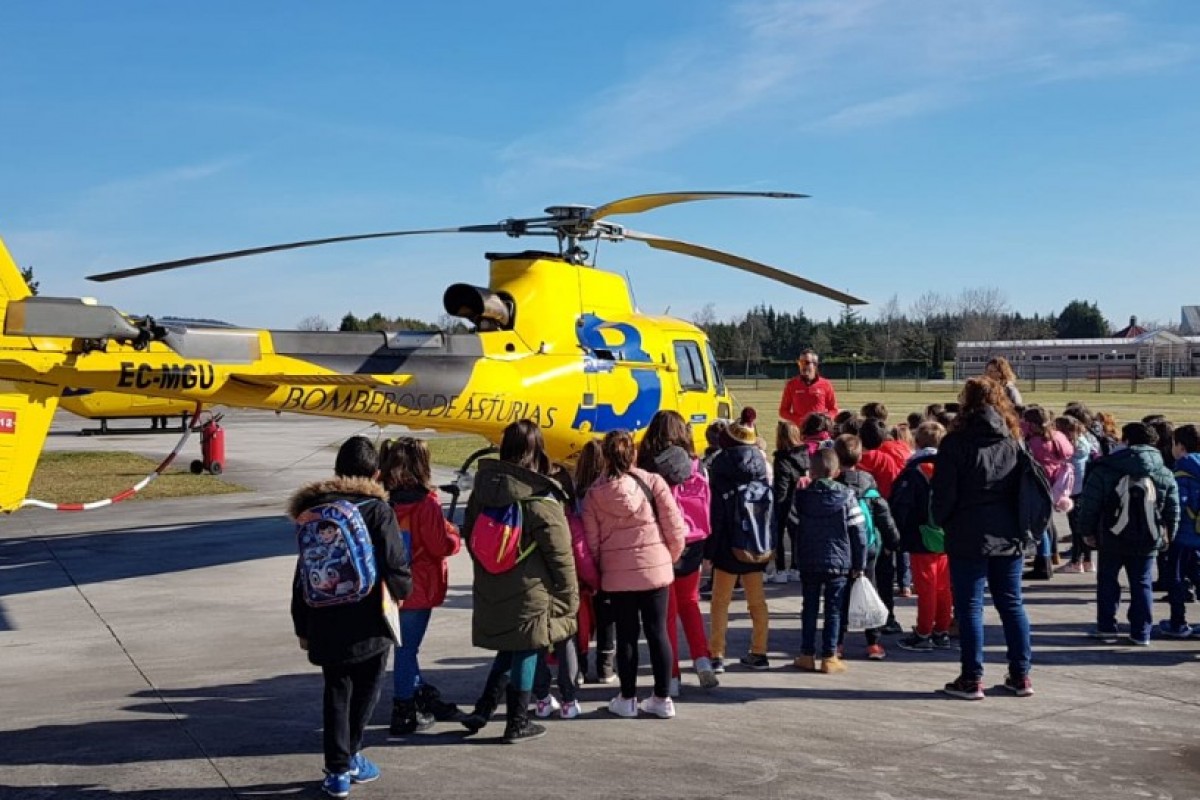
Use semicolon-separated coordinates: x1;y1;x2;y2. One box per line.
2;1;1197;331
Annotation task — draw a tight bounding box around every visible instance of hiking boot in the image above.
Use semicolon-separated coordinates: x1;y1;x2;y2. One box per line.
820;654;848;674
898;632;933;652
639;695;676;719
1157;619;1194;639
694;656;720;688
793;654;818;672
321;771;351;798
999;674;1034;697
348;752;380;783
739;653;770;671
460;671;509;733
415;683;461;722
931;632;955;650
881;616;905;635
940;676;984;700
865;644;886;660
502;687;547;744
389;698;434;737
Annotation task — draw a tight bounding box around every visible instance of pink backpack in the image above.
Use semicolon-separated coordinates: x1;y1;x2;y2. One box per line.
672;459;712;544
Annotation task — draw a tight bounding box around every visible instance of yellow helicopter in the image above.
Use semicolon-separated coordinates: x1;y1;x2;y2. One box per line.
0;191;865;512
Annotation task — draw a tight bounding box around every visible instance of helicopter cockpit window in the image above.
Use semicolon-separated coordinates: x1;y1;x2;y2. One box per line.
705;342;726;396
674;341;708;392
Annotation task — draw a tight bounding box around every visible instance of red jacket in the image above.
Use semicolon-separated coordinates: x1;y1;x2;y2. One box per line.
779;375;839;426
390;489;461;610
859;440;911;499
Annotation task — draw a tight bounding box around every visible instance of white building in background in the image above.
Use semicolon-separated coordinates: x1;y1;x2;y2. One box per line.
956;314;1200;380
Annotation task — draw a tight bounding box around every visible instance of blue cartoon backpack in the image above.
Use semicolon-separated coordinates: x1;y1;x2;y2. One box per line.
296;499;379;607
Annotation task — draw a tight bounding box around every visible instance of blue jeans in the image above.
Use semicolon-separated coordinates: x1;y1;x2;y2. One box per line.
1096;549;1155;640
949;554;1031;682
800;574;847;657
392;608;432;699
486;649;538;692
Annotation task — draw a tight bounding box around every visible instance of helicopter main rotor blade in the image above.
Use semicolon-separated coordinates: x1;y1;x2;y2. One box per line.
622;229;866;306
589;191;807;221
86;224;509;282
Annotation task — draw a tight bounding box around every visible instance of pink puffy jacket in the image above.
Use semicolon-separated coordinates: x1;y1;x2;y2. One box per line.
583;467;687;593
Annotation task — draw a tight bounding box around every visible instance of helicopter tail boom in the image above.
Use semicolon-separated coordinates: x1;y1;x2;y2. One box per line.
0;236;59;512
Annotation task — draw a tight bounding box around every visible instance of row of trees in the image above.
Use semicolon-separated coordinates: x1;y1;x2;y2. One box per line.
693;292;1125;370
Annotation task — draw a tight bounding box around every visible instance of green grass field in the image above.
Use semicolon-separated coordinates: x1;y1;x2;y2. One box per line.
29;451;247;504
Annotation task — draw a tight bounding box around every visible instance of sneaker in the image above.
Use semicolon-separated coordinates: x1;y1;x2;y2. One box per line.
1126;635;1151;647
940;676;984;701
881;617;905;635
607;695;638;718
793;654;818;671
865;644;886;660
898;632;933;652
694;656;720;689
1157;619;1194;639
322;771;352;798
559;699;582;720
1087;626;1120;642
348;753;380;784
710;657;726;674
534;695;561;719
1082;560;1095;573
931;632;955;650
639;695;676;719
999;673;1034;697
668;677;681;698
1056;561;1085;574
739;653;770;671
897;586;915;598
768;570;790;584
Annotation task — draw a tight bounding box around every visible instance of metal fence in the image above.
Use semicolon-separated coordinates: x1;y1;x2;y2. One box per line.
726;374;1200;397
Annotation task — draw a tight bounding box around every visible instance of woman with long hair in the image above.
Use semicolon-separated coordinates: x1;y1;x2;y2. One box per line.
931;377;1034;699
637;411;719;694
584;429;687;718
459;420;578;743
985;356;1023;408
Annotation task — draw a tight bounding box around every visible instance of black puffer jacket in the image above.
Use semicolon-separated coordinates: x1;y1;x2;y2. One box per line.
787;478;867;576
837;468;900;553
289;476;413;667
930;408;1023;559
772;447;810;540
891;452;938;554
706;444;772;575
1075;445;1179;556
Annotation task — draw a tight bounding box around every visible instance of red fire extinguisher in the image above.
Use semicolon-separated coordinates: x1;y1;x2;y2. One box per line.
190;413;226;475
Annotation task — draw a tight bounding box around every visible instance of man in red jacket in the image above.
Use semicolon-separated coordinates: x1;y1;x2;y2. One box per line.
779;349;839;427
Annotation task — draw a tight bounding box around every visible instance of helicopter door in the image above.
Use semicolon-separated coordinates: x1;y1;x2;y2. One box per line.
672;340;713;431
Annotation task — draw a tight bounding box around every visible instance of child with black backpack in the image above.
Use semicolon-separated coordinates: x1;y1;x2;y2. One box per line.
788;449;867;674
832;434;899;660
289;436;412;798
1076;422;1179;646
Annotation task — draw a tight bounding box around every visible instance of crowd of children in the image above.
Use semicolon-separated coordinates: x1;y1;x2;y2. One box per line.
288;353;1199;797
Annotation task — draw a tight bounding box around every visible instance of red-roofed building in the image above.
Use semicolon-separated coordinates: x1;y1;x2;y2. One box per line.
1113;315;1148;339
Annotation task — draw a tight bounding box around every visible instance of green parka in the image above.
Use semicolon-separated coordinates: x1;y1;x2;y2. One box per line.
463;458;579;651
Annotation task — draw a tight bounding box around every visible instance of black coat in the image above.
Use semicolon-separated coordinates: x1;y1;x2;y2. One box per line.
289;476;413;667
772;447;810;539
706;444;772;575
1075;445;1179;556
836;468;900;553
787;478;867;576
930;408;1024;559
891;453;938;555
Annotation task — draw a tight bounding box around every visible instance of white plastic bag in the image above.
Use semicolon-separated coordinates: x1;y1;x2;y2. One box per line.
847;576;889;631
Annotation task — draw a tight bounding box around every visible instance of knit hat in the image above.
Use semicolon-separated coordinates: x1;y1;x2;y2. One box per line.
720;406;758;447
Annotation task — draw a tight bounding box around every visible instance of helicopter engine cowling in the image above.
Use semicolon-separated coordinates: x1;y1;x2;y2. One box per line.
443;283;512;331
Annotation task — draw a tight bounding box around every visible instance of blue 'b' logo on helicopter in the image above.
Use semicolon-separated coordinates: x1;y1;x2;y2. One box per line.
572;314;661;433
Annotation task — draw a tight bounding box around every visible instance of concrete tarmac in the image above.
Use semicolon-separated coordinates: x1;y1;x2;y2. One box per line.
3;411;1200;799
